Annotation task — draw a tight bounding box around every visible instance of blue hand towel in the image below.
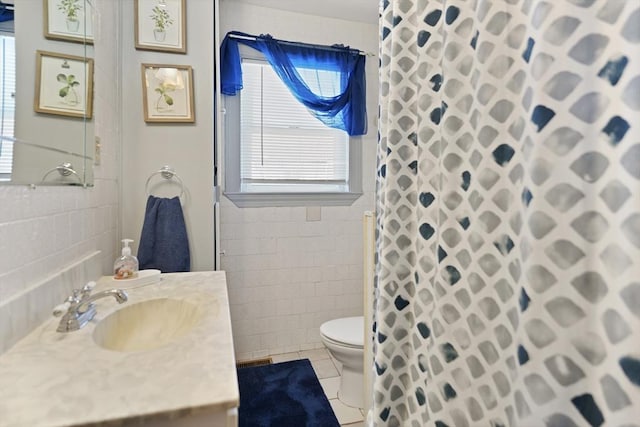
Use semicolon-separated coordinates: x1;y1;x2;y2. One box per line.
138;196;190;273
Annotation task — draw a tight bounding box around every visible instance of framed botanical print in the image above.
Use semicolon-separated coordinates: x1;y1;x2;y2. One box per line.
43;0;94;44
135;0;186;53
141;64;194;123
34;50;94;119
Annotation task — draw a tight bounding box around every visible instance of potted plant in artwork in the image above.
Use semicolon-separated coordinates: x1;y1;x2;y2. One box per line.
150;5;173;42
57;0;82;32
57;71;80;106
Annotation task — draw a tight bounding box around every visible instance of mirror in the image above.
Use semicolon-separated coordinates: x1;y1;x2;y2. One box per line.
0;0;94;186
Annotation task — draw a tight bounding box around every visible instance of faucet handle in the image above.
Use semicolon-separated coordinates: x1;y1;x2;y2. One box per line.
70;289;82;303
53;293;76;316
81;281;96;296
53;301;71;317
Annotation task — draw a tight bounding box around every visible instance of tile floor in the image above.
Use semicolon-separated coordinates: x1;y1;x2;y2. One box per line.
271;348;365;427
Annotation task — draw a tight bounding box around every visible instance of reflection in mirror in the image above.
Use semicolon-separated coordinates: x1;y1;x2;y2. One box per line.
0;2;15;182
0;0;94;186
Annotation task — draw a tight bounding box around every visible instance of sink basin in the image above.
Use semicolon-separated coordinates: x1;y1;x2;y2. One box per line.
93;298;204;352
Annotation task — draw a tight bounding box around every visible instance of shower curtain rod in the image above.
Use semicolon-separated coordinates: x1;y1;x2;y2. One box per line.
227;33;375;57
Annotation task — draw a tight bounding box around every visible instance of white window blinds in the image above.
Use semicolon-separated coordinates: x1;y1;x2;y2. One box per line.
0;34;15;180
239;60;349;192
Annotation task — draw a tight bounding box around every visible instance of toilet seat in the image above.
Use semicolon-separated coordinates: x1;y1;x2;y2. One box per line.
321;334;362;350
320;316;364;348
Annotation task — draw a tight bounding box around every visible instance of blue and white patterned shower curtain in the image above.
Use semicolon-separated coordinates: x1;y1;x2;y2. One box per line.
374;0;640;426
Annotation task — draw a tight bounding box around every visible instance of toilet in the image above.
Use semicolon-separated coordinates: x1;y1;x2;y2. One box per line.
320;316;364;408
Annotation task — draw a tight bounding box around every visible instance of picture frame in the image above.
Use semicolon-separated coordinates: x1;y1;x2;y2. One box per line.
135;0;186;53
141;64;194;123
34;50;94;119
43;0;94;44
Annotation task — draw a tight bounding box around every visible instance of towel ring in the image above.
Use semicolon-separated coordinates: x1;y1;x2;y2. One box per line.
41;162;80;183
145;165;185;198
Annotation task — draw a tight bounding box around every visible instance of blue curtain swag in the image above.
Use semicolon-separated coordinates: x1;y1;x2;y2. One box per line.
0;4;13;22
220;31;367;136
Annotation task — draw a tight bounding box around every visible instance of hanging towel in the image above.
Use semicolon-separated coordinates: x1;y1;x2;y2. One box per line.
138;196;190;273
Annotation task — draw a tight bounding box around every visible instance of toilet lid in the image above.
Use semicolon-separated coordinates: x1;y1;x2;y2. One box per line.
320;316;364;347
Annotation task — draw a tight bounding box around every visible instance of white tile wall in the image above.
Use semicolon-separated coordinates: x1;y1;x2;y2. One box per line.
0;0;121;351
221;201;376;360
0;185;115;301
219;3;378;361
0;251;102;354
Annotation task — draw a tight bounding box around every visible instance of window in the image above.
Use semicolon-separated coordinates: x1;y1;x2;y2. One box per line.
224;51;362;207
0;34;14;181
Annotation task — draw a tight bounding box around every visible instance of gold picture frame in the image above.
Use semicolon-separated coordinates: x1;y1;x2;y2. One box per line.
135;0;186;53
34;50;94;119
43;0;94;44
141;64;194;123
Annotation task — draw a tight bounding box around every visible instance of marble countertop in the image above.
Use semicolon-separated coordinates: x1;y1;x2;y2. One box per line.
0;271;239;427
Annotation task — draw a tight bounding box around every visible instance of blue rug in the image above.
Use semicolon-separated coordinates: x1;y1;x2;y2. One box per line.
237;359;340;427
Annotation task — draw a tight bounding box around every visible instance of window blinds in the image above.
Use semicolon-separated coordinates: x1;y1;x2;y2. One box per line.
240;60;349;192
0;34;15;179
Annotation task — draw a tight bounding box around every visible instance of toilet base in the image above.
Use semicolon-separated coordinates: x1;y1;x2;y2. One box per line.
338;365;364;409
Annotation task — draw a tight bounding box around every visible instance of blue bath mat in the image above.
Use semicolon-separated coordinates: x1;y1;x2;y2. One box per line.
237;359;340;427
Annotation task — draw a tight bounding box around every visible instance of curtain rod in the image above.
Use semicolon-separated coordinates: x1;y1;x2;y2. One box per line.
227;33;375;57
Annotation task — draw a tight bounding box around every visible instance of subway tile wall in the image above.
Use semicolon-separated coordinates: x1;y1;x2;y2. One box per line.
0;184;117;303
221;198;375;361
0;251;102;354
0;0;121;346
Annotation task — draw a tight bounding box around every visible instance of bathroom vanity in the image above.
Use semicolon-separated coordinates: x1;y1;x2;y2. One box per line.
0;271;239;427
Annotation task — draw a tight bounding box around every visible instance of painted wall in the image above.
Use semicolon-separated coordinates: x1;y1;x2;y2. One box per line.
0;0;120;326
219;1;379;360
119;1;215;272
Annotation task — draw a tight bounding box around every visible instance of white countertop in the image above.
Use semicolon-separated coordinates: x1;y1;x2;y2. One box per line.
0;271;239;427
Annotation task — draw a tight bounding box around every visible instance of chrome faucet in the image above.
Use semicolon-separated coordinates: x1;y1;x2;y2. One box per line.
53;282;128;333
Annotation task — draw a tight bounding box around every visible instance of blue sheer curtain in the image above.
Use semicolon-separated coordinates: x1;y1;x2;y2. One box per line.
220;31;367;136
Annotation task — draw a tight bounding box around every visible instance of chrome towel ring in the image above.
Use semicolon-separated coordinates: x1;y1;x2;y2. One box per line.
145;165;185;198
41;162;80;182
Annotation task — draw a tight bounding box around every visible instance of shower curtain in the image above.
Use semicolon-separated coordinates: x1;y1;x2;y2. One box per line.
373;1;640;426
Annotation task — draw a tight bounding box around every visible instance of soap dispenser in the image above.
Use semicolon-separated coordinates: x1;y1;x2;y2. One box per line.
114;239;139;279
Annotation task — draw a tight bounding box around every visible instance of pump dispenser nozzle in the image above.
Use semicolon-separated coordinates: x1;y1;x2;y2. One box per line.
121;239;133;256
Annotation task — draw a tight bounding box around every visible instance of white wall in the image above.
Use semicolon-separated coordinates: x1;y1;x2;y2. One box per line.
219;1;378;360
120;0;215;272
0;0;121;342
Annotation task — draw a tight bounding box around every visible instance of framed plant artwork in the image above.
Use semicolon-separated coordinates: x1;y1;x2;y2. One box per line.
34;50;94;119
43;0;94;44
141;64;194;123
135;0;186;53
